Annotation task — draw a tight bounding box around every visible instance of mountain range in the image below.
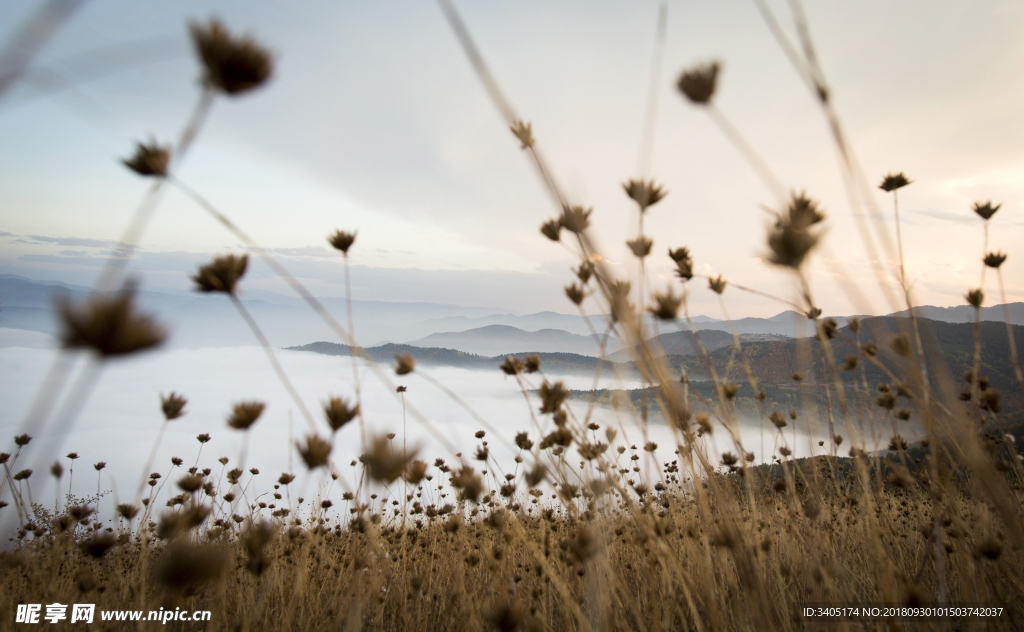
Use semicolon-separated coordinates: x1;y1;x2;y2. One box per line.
3;274;1023;356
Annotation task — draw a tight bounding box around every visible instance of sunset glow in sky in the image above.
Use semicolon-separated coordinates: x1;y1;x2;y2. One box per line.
2;0;1022;317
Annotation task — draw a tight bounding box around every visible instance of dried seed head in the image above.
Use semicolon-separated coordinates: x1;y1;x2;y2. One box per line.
500;356;524;376
227;401;265;430
177;474;204;493
394;353;416;376
622;179;667;211
649;287;682;321
575;261;593;284
965;288;984;308
626;236;653;258
154;540;227;591
677;60;720;105
669;247;694;281
515;432;533;451
196;434;210;444
849;316;861;334
161;392;187;421
297;434;332;470
878;172;912;192
766;192;826;269
14;434;31;447
189;18;273;96
328;230;356;254
819;318;838;339
540;219;562;242
193;254;248;294
50;461;63;479
558;205;592;234
538;380;568;415
277;473;294;485
323;396;359;433
708;275;727;295
404;460;428;485
524;354;541;374
722;383;739;400
58;283;166;357
565;283;586;306
770;411;787;429
451;466;484;503
116;503;139;520
510;120;534;149
888;435;909;451
890;334;911;357
983;252;1007;269
972;201;1001;221
122;139;171;177
81;531;117;558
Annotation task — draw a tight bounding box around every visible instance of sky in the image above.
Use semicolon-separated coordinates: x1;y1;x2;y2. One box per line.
1;0;1023;318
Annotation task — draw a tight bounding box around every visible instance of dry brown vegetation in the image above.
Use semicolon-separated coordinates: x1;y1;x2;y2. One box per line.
2;3;1024;631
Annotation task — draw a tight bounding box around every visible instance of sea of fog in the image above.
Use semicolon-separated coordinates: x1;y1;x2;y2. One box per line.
0;327;839;520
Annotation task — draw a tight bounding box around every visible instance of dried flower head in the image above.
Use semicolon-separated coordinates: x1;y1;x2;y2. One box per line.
972;201;1001;221
160;392;187;421
58;284;166;357
819;318;838;339
766;192;826;269
984;252;1007;269
14;434;31;447
405;460;428;485
177;474;204;494
116;503;139;520
394;353;416;376
538;380;569;415
514;432;533;451
626;236;653;258
189;18;273;96
93;461;106;471
510;120;534;149
323;396;359;433
500;356;524;376
50;462;63;479
154;541;227;591
708;275;727;295
575;261;594;284
622;179;667;211
297;434;332;469
677;60;720;105
965;288;984;309
878;172;912;192
328;230;356;254
193;254;248;294
524;354;541;373
890;334;911;357
558;205;592;234
564;282;587;306
122;139;170;177
669;247;694;281
649;287;682;321
451;466;484;503
540;219;561;242
227;401;265;431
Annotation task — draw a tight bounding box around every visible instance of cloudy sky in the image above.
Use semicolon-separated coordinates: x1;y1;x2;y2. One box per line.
1;0;1022;317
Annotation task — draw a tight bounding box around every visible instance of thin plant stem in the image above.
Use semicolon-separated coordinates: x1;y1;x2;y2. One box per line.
228;294;318;433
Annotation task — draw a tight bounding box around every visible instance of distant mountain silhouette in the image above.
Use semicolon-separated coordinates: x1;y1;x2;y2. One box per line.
407;324;620;356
